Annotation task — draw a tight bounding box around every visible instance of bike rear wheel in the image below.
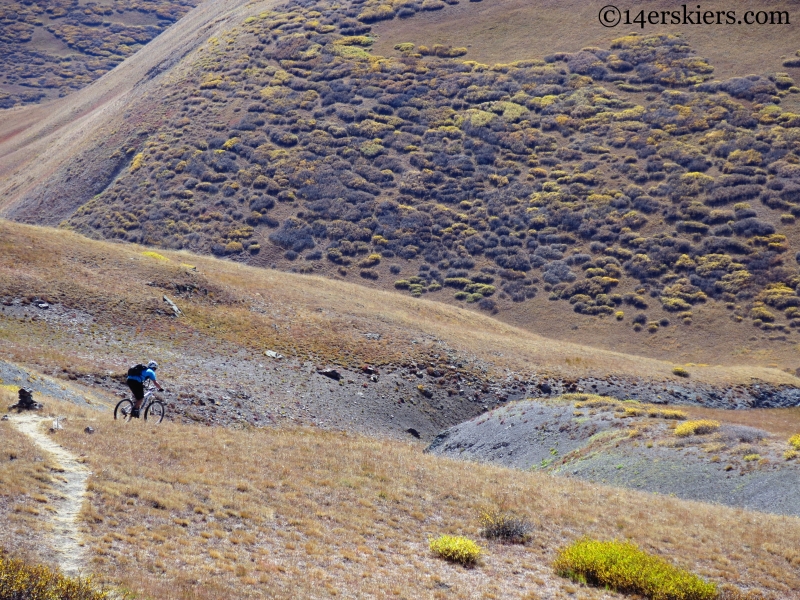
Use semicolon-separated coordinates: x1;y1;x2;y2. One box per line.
144;400;165;424
114;399;135;422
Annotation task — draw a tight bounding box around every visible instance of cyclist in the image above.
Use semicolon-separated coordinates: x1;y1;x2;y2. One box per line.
126;360;164;418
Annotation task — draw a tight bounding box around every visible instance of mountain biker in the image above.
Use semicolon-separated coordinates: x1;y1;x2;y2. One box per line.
126;360;164;418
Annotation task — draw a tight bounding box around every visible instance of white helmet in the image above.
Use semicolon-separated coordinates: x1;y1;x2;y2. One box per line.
147;360;158;370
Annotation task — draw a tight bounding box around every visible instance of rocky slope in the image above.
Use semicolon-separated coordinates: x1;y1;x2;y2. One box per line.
427;394;800;516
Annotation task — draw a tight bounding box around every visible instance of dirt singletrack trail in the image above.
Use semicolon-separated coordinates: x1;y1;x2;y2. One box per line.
10;414;90;577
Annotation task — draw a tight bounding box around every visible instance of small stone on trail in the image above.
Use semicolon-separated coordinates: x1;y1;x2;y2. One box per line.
84;427;95;434
265;350;284;359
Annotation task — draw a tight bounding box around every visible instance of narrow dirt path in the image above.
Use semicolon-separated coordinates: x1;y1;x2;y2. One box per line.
10;414;89;578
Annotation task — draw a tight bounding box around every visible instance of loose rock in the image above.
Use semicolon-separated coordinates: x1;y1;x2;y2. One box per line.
318;368;342;381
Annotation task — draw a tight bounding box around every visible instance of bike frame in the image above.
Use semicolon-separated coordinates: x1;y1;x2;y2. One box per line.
135;380;156;409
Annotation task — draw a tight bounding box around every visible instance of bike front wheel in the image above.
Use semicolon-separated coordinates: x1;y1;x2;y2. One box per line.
114;399;135;422
144;400;165;424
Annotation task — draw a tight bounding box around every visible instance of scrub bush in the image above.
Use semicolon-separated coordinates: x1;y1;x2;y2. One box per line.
675;420;720;437
429;535;482;566
478;509;532;544
0;551;108;599
553;538;717;600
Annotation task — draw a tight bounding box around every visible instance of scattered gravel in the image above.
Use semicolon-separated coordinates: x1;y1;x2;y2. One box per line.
0;360;89;407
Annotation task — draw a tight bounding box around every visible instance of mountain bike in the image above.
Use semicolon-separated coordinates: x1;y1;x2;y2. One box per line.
114;380;166;423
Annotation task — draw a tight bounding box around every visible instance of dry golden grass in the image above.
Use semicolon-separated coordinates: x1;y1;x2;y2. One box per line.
685;406;800;438
12;397;791;599
1;219;796;389
0;389;61;560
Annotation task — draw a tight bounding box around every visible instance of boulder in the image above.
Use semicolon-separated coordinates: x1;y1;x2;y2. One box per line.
318;368;342;381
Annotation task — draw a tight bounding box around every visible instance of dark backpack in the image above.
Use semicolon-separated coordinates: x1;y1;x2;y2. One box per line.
127;364;146;378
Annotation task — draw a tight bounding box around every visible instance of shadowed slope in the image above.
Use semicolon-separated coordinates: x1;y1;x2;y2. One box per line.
0;0;275;220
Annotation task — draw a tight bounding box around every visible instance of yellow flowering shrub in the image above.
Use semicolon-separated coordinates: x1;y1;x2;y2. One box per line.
789;434;800;450
674;420;720;437
553;538;717;600
429;535;482;566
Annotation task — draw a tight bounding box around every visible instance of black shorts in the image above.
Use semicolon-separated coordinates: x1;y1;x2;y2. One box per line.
127;379;145;401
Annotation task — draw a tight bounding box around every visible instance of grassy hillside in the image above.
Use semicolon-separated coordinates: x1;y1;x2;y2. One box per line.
0;0;203;108
2;217;799;435
3;1;800;363
2;395;797;599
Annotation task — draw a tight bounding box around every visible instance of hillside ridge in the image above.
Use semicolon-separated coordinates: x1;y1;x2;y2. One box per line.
0;0;273;216
1;219;800;447
3;0;800;360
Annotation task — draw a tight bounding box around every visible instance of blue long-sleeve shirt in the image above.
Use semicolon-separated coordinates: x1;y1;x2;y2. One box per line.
127;368;157;383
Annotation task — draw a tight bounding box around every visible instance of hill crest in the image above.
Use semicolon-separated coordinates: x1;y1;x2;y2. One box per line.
4;0;800;366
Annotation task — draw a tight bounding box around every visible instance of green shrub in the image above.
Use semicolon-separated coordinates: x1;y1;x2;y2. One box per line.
444;277;472;289
393;42;415;53
672;366;690;378
553;538;717;600
750;306;775;322
360;140;384;157
429;535;482;566
0;551;108;599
